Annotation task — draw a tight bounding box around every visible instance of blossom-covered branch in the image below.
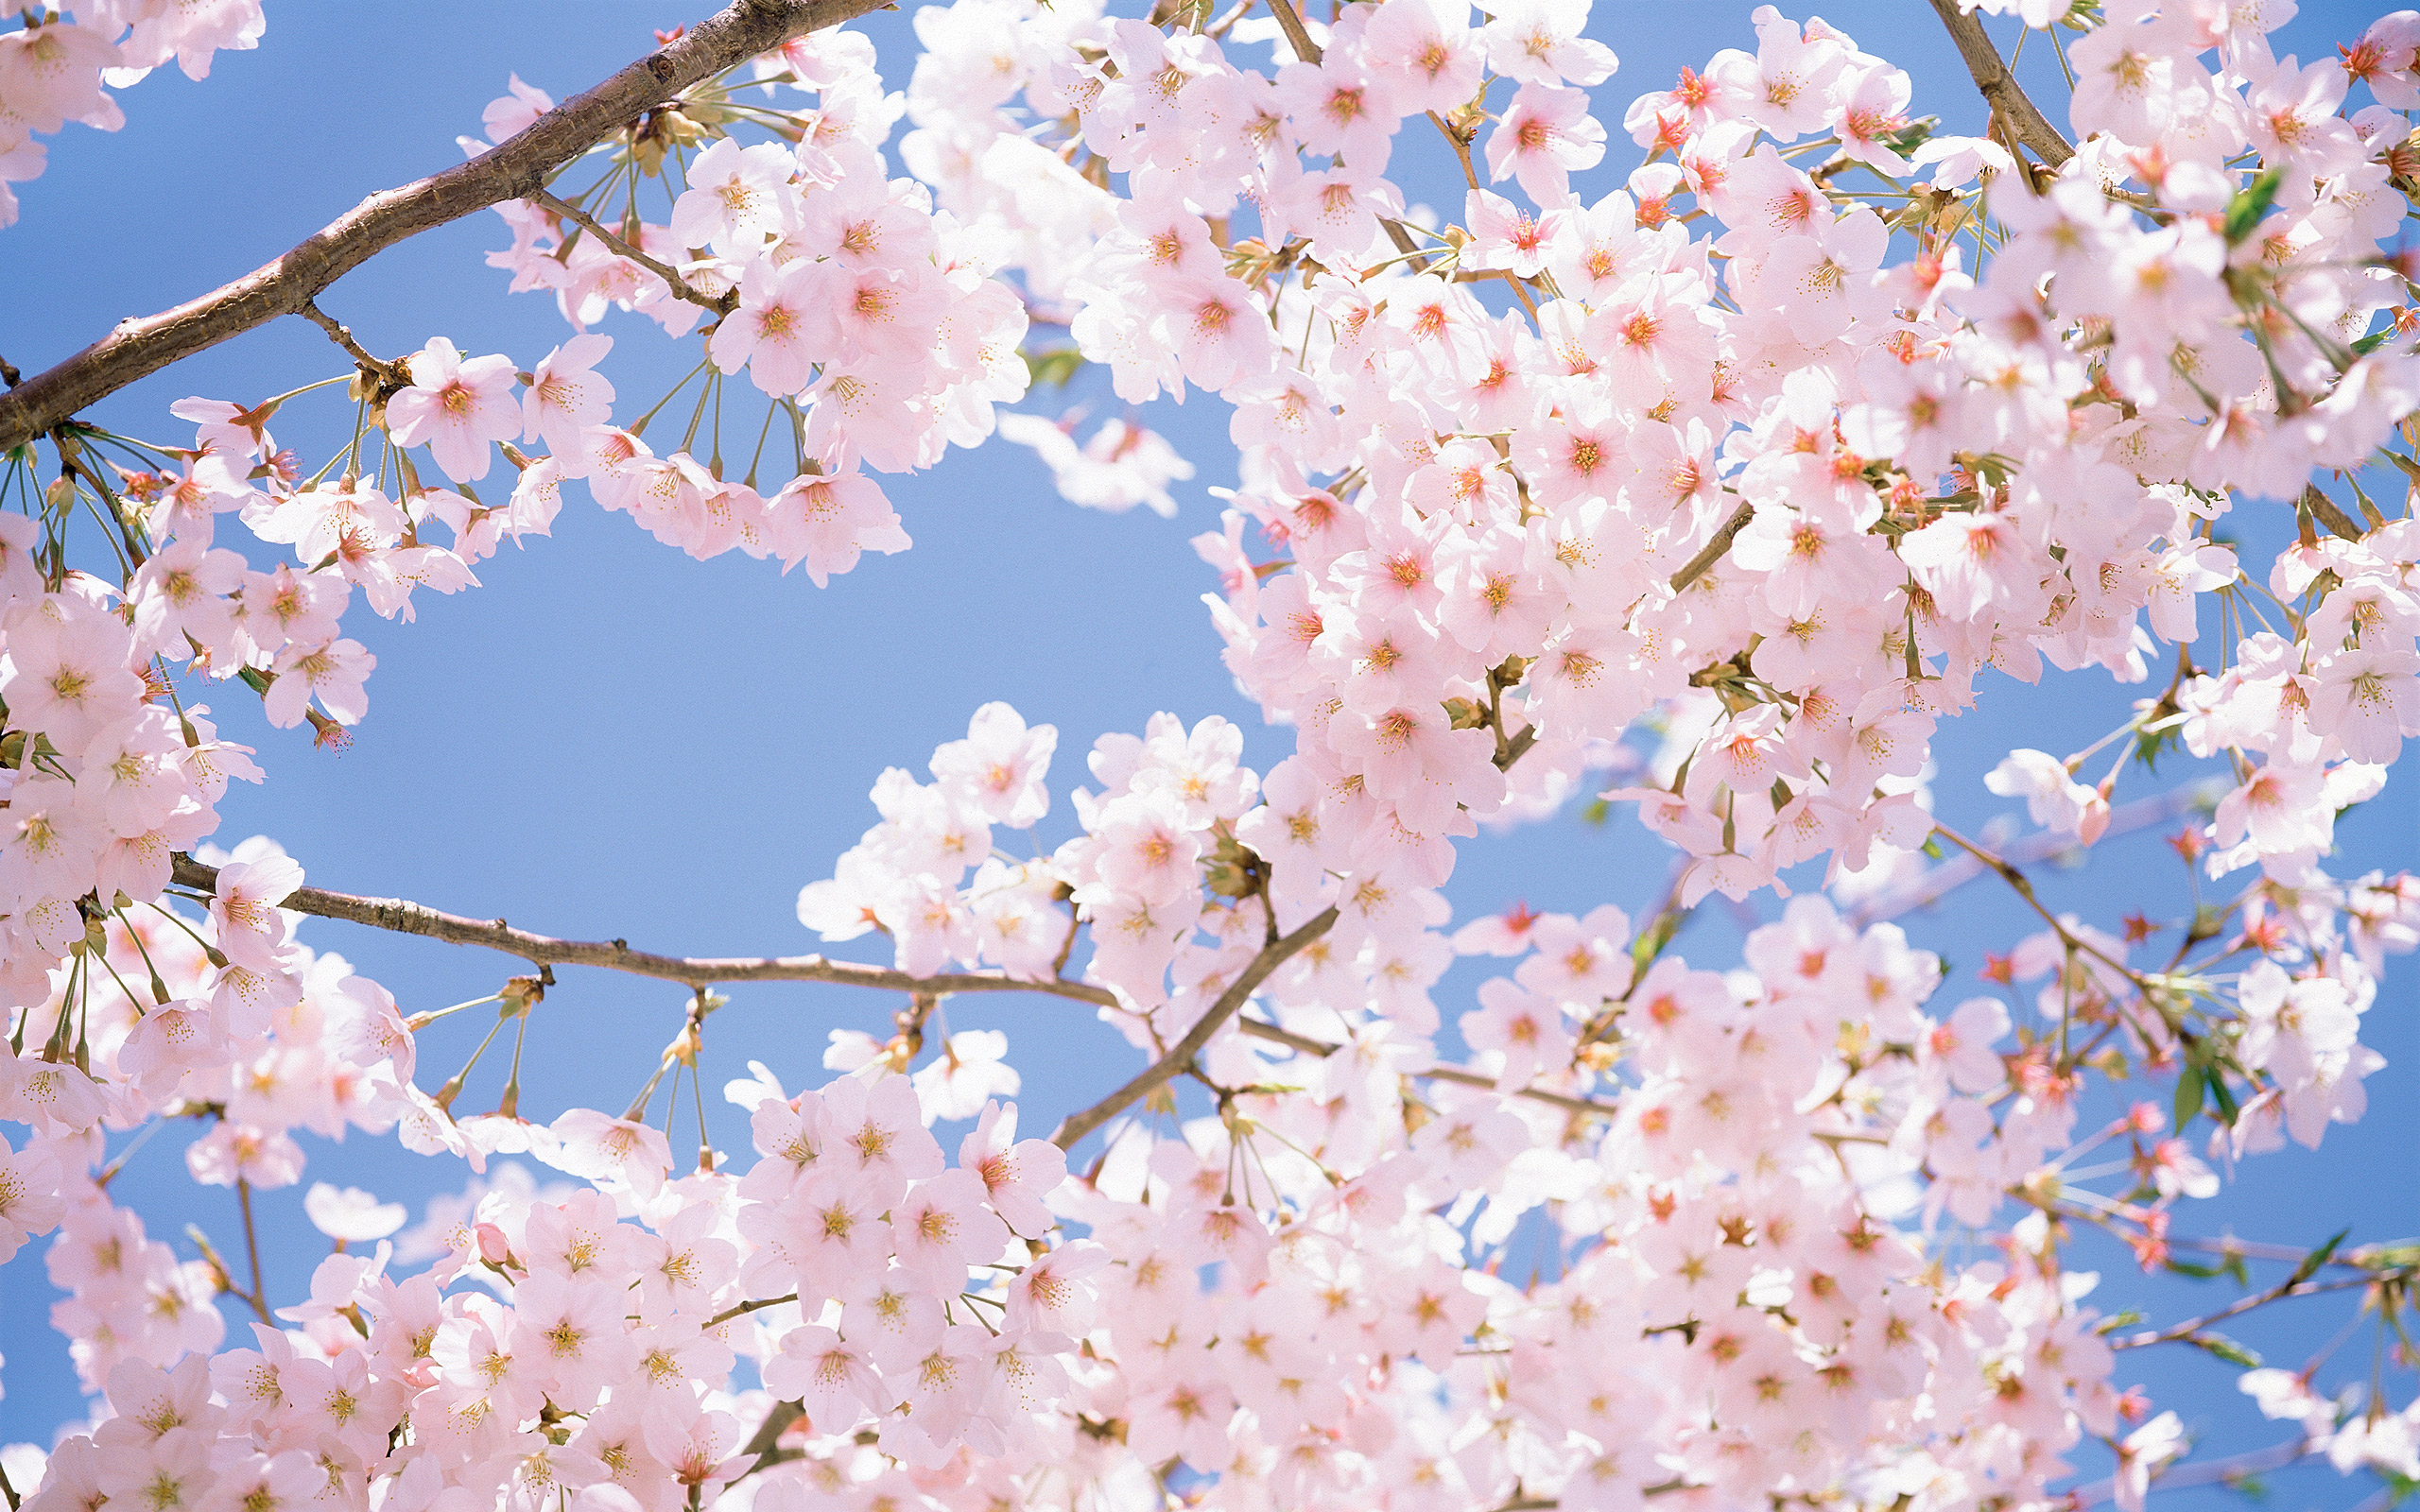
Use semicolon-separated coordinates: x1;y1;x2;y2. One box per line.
165;852;1123;1004
0;0;885;453
10;2;2420;1511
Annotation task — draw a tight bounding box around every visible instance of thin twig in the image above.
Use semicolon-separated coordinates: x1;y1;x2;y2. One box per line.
528;188;732;315
236;1177;272;1325
1236;1018;1619;1117
1847;782;2219;928
1668;499;1755;593
2165;1233;2382;1271
2073;1436;2317;1508
1930;824;2147;989
1052;906;1340;1150
2113;1275;2376;1350
706;1291;800;1329
297;301;405;387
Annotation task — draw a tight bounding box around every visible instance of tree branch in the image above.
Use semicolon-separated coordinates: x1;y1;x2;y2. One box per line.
0;0;884;455
1929;824;2148;990
1845;782;2218;929
527;188;733;316
167;852;1119;1004
1237;1018;1620;1119
2074;1436;2319;1508
1926;0;2075;172
734;1401;804;1480
2112;1274;2375;1351
706;1290;801;1329
1668;498;1754;594
297;301;408;388
1051;905;1340;1150
1264;0;1322;64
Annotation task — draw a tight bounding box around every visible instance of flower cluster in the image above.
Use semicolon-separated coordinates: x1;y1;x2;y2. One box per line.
475;31;1028;578
0;379;531;1017
878;0;2420;935
22;1061;1077;1512
0;3;267;228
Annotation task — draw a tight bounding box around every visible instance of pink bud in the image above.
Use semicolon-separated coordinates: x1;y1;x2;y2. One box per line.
2129;1101;2165;1133
475;1223;511;1263
2078;788;2112;847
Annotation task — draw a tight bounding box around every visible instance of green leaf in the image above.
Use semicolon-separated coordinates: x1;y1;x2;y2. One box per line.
1021;347;1087;389
2134;721;2184;773
2168;1258;2226;1279
2174;1065;2206;1130
2206;1066;2240;1125
2289;1228;2351;1285
2223;167;2284;245
2355;327;2396;357
2189;1331;2264;1368
1881;116;1938;158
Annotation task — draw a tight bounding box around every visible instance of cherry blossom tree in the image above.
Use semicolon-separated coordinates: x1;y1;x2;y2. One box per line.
2;2;2419;1512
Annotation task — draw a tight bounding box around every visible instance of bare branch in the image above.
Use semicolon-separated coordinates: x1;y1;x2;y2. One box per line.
734;1401;804;1480
1237;1018;1620;1119
1846;782;2220;928
1926;0;2075;173
0;0;885;454
527;188;733;316
235;1177;272;1325
2073;1436;2319;1509
167;853;1118;1005
1264;0;1322;64
1668;498;1754;594
2112;1274;2374;1351
297;301;407;388
1930;823;2148;989
707;1291;801;1329
1052;906;1340;1151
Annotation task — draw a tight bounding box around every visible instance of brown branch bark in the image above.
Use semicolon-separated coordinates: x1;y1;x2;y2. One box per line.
0;0;883;455
734;1401;805;1480
1668;497;1755;594
1926;0;2075;171
1052;905;1340;1150
167;853;1118;1004
1264;0;1322;64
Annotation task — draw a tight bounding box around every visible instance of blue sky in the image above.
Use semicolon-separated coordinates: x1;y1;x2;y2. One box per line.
1;2;2411;1503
